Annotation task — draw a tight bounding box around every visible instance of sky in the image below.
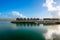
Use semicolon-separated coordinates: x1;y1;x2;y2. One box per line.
0;0;60;18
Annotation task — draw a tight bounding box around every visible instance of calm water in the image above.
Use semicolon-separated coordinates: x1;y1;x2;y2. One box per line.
0;20;60;40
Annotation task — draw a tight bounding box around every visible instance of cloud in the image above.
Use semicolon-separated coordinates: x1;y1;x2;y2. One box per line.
11;11;27;18
43;0;56;11
0;11;27;18
43;0;60;40
43;0;60;18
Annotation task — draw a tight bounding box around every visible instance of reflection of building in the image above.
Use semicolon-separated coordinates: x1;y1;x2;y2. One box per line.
16;22;40;27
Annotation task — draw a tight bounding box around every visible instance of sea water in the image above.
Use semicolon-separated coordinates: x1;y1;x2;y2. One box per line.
0;20;60;40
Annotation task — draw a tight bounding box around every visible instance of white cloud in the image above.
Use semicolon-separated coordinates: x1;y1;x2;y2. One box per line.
0;11;27;18
43;0;56;11
11;11;27;18
43;0;60;18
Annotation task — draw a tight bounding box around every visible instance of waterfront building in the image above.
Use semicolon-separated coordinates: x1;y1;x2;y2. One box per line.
43;18;60;24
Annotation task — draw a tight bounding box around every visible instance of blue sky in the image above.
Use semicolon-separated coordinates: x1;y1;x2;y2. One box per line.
0;0;59;18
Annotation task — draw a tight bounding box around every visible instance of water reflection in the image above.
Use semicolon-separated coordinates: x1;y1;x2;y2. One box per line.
0;21;46;40
0;28;45;40
12;23;40;27
11;23;60;40
43;24;60;40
